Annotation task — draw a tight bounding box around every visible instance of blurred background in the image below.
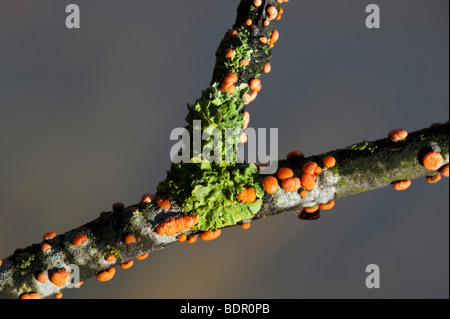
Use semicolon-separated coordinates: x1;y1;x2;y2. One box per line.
0;0;448;299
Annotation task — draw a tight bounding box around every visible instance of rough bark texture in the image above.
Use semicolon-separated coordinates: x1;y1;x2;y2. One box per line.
0;0;448;299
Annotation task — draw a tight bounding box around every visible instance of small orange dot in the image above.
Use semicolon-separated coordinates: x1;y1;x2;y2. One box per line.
41;242;51;253
246;19;252;26
426;174;442;184
51;269;70;287
323;156;336;168
304;205;319;213
319;200;335;210
141;193;155;203
263;176;278;194
178;234;187;242
136;253;149;260
241;223;251;230
72;233;88;246
277;167;294;180
124;234;136;245
55;292;63;299
120;260;134;270
441;164;449;177
422;151;444;171
105;255;115;262
392;179;411;191
225;48;235;58
43;231;57;241
36;273;48;283
286;151;304;159
157;199;171;210
187;235;197;244
97;267;116;281
112;202;124;211
263;63;271;73
299;190;308;197
259;37;268;44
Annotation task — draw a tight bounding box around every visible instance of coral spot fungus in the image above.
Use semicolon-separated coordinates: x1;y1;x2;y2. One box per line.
392;180;411;191
72;233;87;246
263;176;278;194
97;267;116;281
155;215;200;236
422;151;444;171
51;269;70;287
199;229;222;241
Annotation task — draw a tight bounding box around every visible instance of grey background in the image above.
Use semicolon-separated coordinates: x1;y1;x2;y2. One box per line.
0;0;448;299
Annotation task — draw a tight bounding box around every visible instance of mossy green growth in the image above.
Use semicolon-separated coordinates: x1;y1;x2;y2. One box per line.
348;140;378;153
158;82;263;231
15;252;35;269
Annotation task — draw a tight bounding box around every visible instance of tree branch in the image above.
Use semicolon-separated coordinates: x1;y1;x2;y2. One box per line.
0;0;448;299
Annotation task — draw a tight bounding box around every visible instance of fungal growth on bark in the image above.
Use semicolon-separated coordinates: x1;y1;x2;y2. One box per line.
0;0;448;299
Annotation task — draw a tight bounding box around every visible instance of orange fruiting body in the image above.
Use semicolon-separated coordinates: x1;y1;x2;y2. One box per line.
263;176;278;194
259;36;268;44
304;205;319;213
51;269;70;287
73;281;84;288
241;223;251;230
301;173;316;191
302;161;318;175
277;167;294;180
323;156;336;168
388;129;408;142
237;188;248;202
97;267;116;281
41;242;51;253
266;5;278;20
263;63;271;73
242;111;250;130
241;59;249;66
314;166;322;175
43;231;57;241
426;174;441;184
281;177;301;193
112;202;124;211
157;199;171;210
392;179;411;191
72;233;88;246
245;19;252;26
229;29;238;37
299;190;308;197
199;229;222;241
36;273;48;283
20;292;41;299
271;30;279;43
105;255;115;262
155;215;200;236
136;253;149;260
319;200;335;210
55;292;63;299
441;164;449;177
422;151;444;171
187;235;197;244
124;234;136;245
254;0;262;6
141;193;155;203
249;78;262;92
286;151;304;159
225;48;235;58
178;234;187;242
